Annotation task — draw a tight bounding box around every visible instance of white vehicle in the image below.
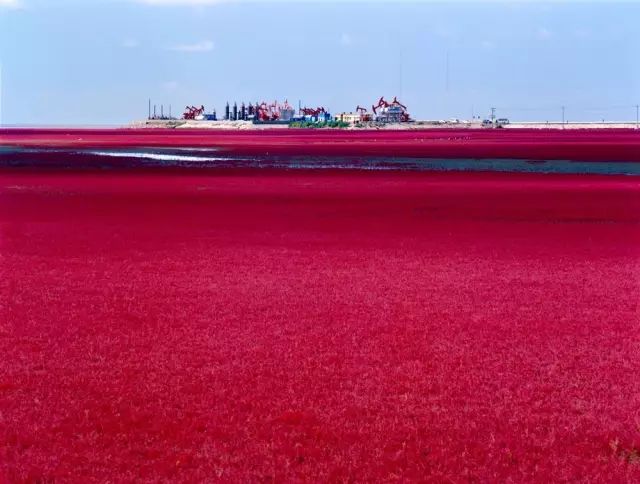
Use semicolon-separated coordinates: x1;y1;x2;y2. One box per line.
496;118;510;125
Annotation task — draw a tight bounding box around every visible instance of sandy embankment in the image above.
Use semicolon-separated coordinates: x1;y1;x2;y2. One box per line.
134;120;289;130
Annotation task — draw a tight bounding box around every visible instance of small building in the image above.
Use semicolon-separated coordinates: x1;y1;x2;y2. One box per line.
334;112;363;124
315;112;332;122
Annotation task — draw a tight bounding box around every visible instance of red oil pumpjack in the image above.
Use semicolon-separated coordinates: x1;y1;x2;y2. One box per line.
371;96;410;122
182;105;205;120
257;101;280;121
391;97;407;110
390;97;410;122
355;105;373;122
371;97;389;115
300;106;326;117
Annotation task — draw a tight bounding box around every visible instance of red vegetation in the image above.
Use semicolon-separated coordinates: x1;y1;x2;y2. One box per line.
2;127;640;161
1;169;640;481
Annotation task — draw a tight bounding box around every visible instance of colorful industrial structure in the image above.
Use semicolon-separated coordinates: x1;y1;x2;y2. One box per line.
149;96;412;125
335;97;410;124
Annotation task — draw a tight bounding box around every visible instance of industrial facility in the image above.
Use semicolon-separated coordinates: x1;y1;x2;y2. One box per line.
219;100;322;123
334;97;410;124
147;96;413;126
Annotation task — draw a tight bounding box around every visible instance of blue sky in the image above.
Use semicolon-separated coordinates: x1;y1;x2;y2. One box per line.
1;0;639;125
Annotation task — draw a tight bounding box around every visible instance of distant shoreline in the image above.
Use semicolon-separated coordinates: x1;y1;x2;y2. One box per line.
2;127;640;162
135;119;640;130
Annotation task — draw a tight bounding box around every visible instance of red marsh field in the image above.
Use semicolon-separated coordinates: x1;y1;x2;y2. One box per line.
2;127;640;161
1;168;639;481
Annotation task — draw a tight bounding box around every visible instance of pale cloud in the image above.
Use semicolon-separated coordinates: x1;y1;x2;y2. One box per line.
340;33;352;46
168;40;215;52
121;38;140;48
0;0;23;9
136;0;593;4
536;27;552;40
137;0;231;5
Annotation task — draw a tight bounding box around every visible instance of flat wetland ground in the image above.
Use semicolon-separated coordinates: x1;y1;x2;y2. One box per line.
1;167;640;481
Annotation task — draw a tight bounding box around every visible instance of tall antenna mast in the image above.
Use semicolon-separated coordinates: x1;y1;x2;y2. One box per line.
399;49;403;100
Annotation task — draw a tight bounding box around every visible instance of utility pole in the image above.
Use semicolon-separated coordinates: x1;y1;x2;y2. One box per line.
490;107;496;121
561;105;565;128
148;98;151;120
